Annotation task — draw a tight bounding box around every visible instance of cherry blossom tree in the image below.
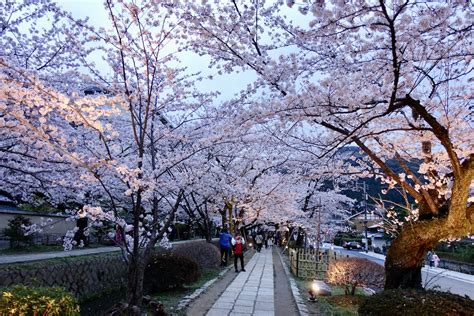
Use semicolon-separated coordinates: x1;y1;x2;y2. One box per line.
1;0;219;310
185;1;473;289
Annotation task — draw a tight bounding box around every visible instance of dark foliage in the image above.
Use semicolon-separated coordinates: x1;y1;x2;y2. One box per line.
3;215;34;249
144;253;200;293
105;296;166;316
171;241;220;269
359;289;474;315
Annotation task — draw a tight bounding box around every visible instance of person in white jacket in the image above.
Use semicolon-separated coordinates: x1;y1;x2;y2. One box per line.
432;252;440;268
231;232;246;272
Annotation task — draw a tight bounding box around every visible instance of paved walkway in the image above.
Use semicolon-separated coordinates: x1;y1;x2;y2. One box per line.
207;248;275;316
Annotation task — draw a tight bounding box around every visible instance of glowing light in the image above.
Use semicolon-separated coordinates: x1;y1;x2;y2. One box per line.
308;280;319;302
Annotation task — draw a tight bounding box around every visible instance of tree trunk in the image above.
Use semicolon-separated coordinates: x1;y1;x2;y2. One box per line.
384;170;473;289
204;221;212;242
350;283;357;295
384;213;471;289
126;257;146;311
384;226;433;289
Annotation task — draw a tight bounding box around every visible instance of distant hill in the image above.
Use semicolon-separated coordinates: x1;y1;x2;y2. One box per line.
336;147;419;212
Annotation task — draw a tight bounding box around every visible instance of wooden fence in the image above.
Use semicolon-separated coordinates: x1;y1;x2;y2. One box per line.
289;247;331;279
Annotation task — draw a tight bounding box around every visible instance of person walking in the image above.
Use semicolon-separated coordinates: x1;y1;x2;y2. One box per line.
219;228;232;266
255;233;263;252
432;252;440;268
427;250;434;267
232;231;246;272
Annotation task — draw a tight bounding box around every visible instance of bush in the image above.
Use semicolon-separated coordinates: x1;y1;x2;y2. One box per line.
144;253;201;292
172;241;220;269
3;215;34;249
0;285;80;315
327;257;385;295
359;289;474;315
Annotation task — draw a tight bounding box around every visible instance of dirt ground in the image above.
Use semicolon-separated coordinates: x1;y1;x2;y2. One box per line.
272;248;299;316
277;249;323;316
185;248;298;315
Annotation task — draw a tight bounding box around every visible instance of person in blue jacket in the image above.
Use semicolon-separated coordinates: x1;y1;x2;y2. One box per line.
219;228;232;266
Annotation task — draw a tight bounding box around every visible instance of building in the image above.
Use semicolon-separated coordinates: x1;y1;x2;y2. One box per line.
0;196;74;249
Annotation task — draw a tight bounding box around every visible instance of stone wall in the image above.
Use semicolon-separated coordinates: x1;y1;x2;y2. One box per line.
0;240;220;301
0;254;127;301
439;259;474;275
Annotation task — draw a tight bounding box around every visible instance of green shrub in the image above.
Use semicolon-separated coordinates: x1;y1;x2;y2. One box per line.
0;285;80;315
359;289;474;315
144;253;201;293
327;257;385;295
435;239;474;263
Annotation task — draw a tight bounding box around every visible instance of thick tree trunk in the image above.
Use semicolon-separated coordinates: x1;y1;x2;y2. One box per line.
384;169;473;289
385;215;471;289
384;224;435;289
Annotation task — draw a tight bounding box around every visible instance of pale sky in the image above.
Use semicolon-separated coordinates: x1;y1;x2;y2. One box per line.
54;0;258;101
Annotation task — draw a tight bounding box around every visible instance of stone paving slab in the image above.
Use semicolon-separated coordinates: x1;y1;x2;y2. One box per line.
207;248;275;316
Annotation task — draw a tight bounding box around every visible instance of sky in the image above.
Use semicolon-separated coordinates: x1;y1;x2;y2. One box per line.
54;0;259;102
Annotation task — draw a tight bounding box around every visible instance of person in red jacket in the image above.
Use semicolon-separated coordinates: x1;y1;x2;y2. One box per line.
232;232;246;273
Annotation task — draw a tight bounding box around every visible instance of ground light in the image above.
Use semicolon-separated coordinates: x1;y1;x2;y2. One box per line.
308;279;319;302
308;280;332;301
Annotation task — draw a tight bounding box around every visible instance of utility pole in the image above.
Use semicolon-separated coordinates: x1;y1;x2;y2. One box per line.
363;182;369;253
315;198;322;257
353;181;369;253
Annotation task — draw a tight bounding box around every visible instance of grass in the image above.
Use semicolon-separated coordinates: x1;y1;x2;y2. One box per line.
151;267;221;315
279;249;363;315
0;252;122;271
0;244;64;255
0;243;110;255
294;276;365;316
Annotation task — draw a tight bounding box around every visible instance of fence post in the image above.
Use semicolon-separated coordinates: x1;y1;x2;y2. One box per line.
296;248;299;278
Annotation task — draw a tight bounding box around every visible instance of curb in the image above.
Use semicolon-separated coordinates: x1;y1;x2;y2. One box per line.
277;249;309;316
176;265;232;311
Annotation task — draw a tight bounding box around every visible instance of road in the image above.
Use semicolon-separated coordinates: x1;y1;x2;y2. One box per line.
337;248;474;299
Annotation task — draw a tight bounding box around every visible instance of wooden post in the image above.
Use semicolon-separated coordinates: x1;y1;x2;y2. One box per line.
296;248;299;277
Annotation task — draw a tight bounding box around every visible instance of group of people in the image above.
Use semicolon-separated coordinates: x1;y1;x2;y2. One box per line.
219;229;246;273
253;232;273;252
219;228;278;273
